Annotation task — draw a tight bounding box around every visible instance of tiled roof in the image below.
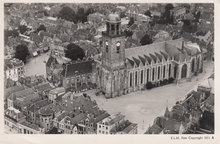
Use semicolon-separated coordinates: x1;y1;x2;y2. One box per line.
122;123;137;134
19;120;42;131
145;123;162;134
4;86;24;100
8;88;35;100
63;60;93;77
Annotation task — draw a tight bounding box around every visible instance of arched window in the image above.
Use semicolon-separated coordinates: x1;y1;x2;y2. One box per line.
158;67;160;80
191;58;195;72
130;73;132;87
181;64;187;78
141;70;143;84
152;68;155;81
168;64;171;77
146;69;149;82
135;71;138;86
163;65;166;78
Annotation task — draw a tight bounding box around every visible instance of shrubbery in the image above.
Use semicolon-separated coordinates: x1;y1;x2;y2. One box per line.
146;78;175;90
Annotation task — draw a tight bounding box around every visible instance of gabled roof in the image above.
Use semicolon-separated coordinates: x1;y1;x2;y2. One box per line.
138;56;146;65
132;57;140;66
63;60;93;77
126;58;135;66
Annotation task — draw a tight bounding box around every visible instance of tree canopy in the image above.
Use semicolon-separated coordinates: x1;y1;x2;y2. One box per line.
65;43;85;61
140;34;153;46
128;17;135;27
144;10;152;18
162;4;174;24
15;44;30;63
36;24;46;33
19;25;28;34
58;6;95;24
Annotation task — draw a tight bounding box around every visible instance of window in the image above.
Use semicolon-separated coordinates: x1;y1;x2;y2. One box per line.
99;125;101;128
99;130;101;133
146;69;149;82
106;127;108;130
102;131;105;134
168;64;171;77
116;46;120;53
141;70;143;84
152;68;155;81
130;73;133;87
158;67;160;80
135;71;138;86
163;65;166;78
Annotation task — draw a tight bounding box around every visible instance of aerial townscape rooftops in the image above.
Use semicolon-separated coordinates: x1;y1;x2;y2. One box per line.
4;3;214;135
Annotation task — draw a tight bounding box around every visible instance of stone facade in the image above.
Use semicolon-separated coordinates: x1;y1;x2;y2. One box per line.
97;14;203;98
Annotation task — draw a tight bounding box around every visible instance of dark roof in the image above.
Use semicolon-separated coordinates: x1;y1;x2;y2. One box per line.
46;56;58;67
64;60;93;77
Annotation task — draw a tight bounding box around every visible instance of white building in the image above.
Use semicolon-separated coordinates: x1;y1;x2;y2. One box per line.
5;58;25;81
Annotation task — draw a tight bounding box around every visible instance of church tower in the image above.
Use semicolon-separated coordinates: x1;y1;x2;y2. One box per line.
100;13;126;98
101;13;126;70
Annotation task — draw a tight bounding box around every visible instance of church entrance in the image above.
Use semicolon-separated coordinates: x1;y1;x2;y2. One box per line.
181;64;187;78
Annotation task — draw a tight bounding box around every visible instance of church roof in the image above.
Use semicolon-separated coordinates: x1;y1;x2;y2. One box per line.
125;38;197;67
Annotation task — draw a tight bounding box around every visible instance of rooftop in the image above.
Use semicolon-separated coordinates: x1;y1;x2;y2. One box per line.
63;60;93;77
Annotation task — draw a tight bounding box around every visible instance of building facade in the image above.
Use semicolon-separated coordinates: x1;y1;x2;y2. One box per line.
5;58;25;81
96;14;203;98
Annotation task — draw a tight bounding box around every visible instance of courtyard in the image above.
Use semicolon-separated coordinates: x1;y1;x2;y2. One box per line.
85;61;214;134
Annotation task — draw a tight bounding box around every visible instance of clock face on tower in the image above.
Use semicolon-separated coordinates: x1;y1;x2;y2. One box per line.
116;42;120;47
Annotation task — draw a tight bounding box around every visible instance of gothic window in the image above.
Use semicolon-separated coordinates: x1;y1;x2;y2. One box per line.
106;22;110;32
158;66;160;80
135;71;138;86
163;65;166;78
191;58;195;72
147;69;149;82
130;73;132;87
152;68;155;81
168;64;171;77
141;70;143;84
116;24;119;35
181;64;187;78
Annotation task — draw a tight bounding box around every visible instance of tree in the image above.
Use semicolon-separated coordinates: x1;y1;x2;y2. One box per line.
58;6;76;23
36;24;46;33
140;34;153;45
146;82;154;89
19;25;28;34
15;44;30;63
65;43;85;61
182;20;197;33
128;17;135;27
77;8;87;23
124;30;133;38
144;10;152;18
163;4;174;24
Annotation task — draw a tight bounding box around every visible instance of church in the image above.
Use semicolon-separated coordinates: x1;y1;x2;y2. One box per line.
95;14;203;98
